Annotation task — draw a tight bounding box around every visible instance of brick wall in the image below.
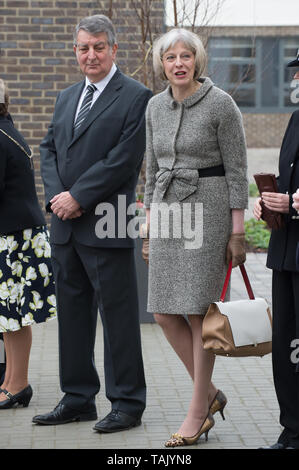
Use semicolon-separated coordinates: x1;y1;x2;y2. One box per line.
0;0;164;209
1;7;296;211
243;113;291;148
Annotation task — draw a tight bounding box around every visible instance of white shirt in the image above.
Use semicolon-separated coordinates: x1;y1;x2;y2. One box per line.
74;63;117;124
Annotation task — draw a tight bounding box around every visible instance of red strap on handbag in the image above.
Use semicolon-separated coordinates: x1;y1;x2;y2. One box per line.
220;261;255;302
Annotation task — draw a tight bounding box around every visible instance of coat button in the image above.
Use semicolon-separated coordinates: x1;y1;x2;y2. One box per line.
290;163;294;167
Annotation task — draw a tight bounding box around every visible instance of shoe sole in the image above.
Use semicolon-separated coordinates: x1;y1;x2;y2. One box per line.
93;419;142;433
32;412;98;425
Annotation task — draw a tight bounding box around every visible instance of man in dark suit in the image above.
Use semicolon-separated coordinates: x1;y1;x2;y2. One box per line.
32;14;152;433
254;50;299;449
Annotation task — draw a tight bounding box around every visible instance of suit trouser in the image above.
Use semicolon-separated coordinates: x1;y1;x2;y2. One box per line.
50;237;146;418
272;269;299;448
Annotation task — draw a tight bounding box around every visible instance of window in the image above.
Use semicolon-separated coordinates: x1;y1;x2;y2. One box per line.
208;37;299;112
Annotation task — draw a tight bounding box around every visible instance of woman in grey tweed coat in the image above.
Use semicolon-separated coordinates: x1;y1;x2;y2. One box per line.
142;29;248;447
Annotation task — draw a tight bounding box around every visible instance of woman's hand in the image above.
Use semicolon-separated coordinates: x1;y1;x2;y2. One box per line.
226;233;246;268
140;223;150;265
261;192;289;213
227;209;246;267
292;189;299;212
253;197;262;220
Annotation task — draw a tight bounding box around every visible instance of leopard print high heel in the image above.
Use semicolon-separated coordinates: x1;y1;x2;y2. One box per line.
165;413;215;447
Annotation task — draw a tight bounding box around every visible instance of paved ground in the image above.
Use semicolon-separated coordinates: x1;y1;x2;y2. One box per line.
247;148;280;183
0;252;281;450
0;150;282;450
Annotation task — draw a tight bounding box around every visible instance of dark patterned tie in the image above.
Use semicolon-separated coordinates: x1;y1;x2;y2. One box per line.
73;83;97;132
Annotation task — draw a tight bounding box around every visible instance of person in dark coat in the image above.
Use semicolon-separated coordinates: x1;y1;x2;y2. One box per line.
292;187;299;270
253;51;299;449
0;333;5;384
0;79;56;409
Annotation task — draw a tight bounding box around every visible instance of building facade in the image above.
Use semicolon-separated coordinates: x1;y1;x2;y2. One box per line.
207;25;299;148
0;1;298;204
0;0;164;204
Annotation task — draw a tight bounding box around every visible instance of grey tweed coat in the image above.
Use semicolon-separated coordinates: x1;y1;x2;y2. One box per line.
144;77;248;315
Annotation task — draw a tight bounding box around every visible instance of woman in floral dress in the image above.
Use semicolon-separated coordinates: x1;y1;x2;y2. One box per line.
0;80;56;409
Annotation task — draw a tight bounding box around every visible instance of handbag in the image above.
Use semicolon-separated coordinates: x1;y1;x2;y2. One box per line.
202;261;272;357
253;173;284;230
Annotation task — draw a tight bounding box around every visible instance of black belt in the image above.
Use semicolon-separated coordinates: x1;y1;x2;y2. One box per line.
198;164;225;178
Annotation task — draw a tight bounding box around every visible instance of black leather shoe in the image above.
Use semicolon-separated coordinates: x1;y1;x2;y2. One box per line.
0;385;33;409
259;442;290;449
93;410;141;433
32;402;97;425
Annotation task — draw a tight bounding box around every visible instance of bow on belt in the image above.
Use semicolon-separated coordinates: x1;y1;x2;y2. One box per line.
155;168;199;202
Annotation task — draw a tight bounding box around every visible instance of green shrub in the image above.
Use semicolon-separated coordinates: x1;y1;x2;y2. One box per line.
249;183;259;197
245;218;270;250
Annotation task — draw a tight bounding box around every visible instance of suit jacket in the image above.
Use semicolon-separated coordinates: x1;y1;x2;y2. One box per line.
40;68;152;247
0;114;45;234
267;109;299;272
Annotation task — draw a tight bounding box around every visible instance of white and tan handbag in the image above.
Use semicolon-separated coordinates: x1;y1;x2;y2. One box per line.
202;261;272;357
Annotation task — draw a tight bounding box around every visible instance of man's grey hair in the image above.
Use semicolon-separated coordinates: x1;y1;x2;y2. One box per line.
73;14;117;47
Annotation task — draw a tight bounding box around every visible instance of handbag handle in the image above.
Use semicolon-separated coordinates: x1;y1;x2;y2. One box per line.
220;261;255;302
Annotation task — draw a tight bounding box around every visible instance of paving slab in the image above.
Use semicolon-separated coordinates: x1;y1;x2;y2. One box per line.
0;253;282;450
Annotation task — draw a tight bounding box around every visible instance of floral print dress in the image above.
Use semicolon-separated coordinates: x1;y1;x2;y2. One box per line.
0;226;56;332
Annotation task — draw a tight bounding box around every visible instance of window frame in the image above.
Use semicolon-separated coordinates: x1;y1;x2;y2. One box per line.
208;36;299;114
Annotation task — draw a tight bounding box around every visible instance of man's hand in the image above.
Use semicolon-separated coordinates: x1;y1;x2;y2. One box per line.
50;191;82;221
68;209;84;219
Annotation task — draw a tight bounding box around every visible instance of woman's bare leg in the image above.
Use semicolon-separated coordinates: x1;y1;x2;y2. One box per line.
177;315;216;437
154;313;194;378
154;313;218;413
0;335;12;389
0;326;32;401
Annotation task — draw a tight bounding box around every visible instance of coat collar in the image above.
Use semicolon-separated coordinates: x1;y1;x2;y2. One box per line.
166;76;214;109
66;68;123;148
280;109;299;164
0;113;13;124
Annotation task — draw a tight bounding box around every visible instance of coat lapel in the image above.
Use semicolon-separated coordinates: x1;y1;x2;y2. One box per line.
292;113;299;163
64;80;85;145
68;69;123;148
